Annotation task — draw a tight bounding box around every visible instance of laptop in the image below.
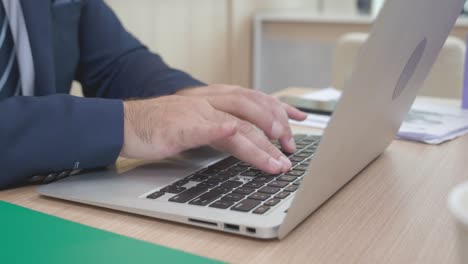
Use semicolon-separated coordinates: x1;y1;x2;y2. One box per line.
38;0;464;239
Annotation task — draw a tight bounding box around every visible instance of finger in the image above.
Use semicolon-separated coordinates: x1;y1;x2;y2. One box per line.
236;121;292;172
270;105;296;154
282;103;308;121
208;93;291;141
207;95;276;136
214;132;291;174
242;91;297;153
207;92;298;154
179;121;237;150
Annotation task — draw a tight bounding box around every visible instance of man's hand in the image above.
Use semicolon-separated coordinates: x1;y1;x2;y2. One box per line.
120;85;307;174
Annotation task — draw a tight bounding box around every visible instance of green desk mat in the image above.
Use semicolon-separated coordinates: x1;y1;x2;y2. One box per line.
0;201;222;264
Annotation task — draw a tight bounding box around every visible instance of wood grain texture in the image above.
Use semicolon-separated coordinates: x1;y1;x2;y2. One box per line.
2;136;465;263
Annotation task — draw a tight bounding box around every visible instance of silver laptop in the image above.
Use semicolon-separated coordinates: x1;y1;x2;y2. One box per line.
38;0;464;239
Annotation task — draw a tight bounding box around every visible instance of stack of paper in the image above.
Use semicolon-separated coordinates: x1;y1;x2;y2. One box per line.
399;101;468;144
289;88;468;145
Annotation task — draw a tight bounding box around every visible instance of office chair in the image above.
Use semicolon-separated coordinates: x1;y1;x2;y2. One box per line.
332;32;466;98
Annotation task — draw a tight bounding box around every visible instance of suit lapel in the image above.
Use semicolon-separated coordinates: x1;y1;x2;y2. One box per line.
20;0;55;96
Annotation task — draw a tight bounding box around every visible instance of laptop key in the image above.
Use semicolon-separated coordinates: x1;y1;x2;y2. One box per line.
189;190;224;206
208;156;239;170
305;146;317;151
298;138;316;144
231;199;261;212
295;152;311;158
200;167;222;175
238;161;251;167
233;187;255;195
216;170;238;178
284;185;299;192
289;156;306;162
161;185;187;194
295;144;309;149
301;149;315;154
211;186;233;194
196;180;219;188
275;192;291;199
258;186;281;194
190;174;209;182
294;165;308;171
222;180;243;188
221;193;245;202
264;198;281;207
293;180;302;186
253;175;275;183
146;191;165;199
169;187;208;203
209;200;235;209
277;175;297;182
293;134;307;141
248;192;270;201
287;170;305;177
304;135;321;141
253;206;270;215
268;181;289;188
243;181;265;189
229;165;249;173
173;179;189;186
211;180;243;193
240;169;261;177
206;176;230;183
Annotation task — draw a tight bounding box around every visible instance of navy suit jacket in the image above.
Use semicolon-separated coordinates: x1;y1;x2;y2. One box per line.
0;0;204;189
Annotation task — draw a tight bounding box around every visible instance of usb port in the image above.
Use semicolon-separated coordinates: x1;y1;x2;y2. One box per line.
224;224;240;231
246;227;257;234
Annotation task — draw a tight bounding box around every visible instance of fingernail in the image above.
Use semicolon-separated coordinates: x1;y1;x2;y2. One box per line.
288;137;296;152
271;121;283;139
268;157;282;171
279;156;292;171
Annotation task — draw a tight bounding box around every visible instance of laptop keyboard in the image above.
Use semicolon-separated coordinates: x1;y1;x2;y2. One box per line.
146;134;321;214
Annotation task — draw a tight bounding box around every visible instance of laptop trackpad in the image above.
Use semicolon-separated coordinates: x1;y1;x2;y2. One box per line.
37;147;226;199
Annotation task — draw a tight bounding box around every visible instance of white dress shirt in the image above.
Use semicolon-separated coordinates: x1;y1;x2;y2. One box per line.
2;0;34;96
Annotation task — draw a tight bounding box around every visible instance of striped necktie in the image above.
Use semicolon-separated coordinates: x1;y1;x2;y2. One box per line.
0;2;20;99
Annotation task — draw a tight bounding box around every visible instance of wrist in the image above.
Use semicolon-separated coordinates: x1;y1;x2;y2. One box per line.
120;100;135;158
175;85;206;96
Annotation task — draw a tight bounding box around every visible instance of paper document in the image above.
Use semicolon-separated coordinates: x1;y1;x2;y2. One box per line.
289;88;468;144
302;88;341;101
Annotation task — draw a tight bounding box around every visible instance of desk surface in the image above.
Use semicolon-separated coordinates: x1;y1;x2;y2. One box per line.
1;88;467;264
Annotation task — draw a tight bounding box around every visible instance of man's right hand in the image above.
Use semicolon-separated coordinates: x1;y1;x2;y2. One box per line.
120;88;306;175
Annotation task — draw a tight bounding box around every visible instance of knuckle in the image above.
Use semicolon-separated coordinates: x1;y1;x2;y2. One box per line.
217;84;241;92
245;89;263;100
238;120;255;134
264;141;279;155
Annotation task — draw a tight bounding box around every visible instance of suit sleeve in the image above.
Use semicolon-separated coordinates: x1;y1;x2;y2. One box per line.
76;0;204;99
0;95;123;189
0;0;204;189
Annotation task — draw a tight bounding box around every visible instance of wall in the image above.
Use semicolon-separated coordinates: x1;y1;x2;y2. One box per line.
105;0;328;87
105;0;230;84
103;0;393;88
229;0;319;87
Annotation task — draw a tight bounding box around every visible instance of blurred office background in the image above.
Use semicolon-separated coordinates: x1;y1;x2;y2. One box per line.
103;0;468;97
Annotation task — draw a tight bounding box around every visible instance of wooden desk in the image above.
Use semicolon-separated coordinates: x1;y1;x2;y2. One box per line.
1;88;467;263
